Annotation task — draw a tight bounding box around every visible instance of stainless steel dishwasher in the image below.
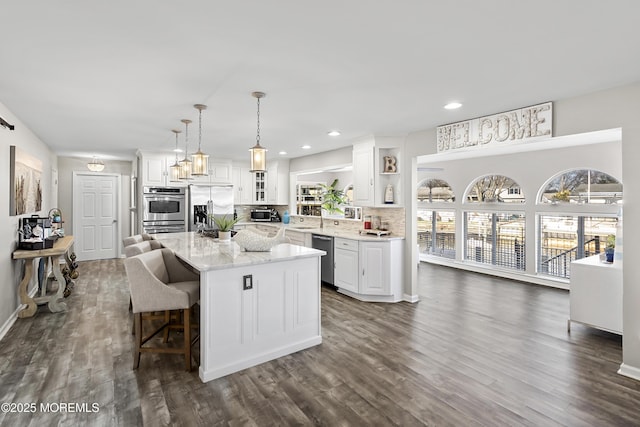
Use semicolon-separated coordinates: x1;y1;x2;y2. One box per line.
312;234;334;286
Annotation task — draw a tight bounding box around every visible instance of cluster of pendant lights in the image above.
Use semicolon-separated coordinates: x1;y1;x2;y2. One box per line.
170;92;267;181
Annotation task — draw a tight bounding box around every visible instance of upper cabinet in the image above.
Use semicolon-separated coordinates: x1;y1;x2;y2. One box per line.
190;159;232;184
266;159;290;205
352;142;375;206
138;151;232;188
352;137;404;207
232;159;289;205
232;166;253;205
138;151;186;188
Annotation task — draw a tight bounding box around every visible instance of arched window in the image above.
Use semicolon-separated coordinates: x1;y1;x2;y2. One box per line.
465;175;524;203
539;169;622;204
417;179;455;202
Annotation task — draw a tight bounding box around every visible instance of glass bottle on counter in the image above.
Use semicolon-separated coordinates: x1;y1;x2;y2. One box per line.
364;215;372;229
372;215;381;230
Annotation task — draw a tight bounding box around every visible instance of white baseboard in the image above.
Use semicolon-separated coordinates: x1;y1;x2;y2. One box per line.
618;363;640;381
0;286;38;342
403;293;420;303
337;288;403;303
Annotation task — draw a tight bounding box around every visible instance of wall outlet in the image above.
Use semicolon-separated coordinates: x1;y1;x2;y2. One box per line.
243;274;253;290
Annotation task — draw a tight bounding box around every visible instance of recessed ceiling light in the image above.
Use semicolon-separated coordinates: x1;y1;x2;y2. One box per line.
327;130;341;137
279;151;287;155
301;145;311;150
444;102;462;110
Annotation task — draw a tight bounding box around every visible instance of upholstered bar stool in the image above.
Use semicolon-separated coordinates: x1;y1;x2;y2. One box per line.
122;233;155;247
124;239;163;257
123;238;165;331
124;248;200;371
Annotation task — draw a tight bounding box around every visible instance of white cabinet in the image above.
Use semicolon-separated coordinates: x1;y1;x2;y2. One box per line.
233;160;289;205
360;242;390;295
569;255;622;334
253;171;267;203
191;159;233;184
352;138;404;207
209;160;232;183
334;238;359;293
334;237;404;302
266;160;290;205
232;167;253;205
352;142;375;206
139;151;231;187
138;152;186;187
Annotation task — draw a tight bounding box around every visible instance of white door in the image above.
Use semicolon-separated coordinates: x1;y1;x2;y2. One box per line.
73;173;119;261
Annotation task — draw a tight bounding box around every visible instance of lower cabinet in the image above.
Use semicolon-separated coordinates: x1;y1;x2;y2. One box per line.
285;229;311;247
334;238;359;293
334;237;403;302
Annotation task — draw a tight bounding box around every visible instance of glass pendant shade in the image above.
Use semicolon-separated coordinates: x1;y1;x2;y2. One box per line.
249;92;267;172
179;158;192;180
170;161;181;181
250;143;266;172
191;149;209;176
87;157;105;172
191;104;209;176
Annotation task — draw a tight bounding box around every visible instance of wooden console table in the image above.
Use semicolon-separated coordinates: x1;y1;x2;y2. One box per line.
12;235;76;318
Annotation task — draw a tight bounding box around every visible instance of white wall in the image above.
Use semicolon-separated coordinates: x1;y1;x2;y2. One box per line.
403;81;640;378
57;157;133;242
0;101;57;336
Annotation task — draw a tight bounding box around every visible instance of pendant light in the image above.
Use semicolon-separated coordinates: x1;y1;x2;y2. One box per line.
87;156;105;172
249;91;267;172
179;119;192;180
191;104;209;176
169;129;182;181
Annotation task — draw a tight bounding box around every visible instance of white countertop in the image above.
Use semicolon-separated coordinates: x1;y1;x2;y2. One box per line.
572;253;621;269
236;222;405;242
151;232;325;272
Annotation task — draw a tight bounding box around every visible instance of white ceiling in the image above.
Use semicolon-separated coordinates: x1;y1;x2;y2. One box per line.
1;1;639;163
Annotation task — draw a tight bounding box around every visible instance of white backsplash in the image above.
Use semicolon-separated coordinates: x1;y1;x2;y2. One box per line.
291;207;405;237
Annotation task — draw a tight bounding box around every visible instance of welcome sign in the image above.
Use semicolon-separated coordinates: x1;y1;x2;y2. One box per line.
436;102;552;153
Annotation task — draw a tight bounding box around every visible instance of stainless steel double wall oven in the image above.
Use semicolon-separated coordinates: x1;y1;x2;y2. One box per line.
142;187;187;233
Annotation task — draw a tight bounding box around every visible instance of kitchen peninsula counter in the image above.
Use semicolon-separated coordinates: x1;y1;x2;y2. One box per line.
236;222;406;242
152;232;324;382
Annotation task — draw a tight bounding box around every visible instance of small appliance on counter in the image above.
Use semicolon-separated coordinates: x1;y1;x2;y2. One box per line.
18;215;57;250
250;207;272;222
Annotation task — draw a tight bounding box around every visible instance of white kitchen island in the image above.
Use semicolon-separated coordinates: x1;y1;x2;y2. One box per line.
152;232;325;382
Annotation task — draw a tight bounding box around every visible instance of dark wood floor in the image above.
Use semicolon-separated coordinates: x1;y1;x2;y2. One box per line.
1;260;640;426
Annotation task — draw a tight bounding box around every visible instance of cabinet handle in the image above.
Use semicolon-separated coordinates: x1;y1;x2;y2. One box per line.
370;178;373;185
362;268;365;276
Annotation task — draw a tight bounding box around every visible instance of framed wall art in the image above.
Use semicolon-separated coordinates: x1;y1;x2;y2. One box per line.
9;145;42;216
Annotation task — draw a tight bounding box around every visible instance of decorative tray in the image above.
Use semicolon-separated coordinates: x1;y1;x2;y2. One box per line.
359;229;391;237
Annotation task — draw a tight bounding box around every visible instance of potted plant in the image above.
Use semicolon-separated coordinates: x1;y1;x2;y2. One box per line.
318;179;349;228
605;234;615;263
319;179;348;215
210;214;240;241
